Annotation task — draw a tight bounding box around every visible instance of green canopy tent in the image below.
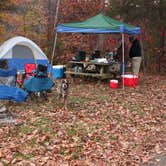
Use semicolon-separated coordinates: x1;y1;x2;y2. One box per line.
56;13;140;34
53;13;141;88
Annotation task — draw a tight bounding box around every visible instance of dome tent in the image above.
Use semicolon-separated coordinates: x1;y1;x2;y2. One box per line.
0;36;49;70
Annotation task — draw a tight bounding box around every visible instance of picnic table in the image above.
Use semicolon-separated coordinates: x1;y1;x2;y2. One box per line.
65;61;120;80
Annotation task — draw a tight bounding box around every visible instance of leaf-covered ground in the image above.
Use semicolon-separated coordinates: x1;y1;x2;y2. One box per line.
0;75;166;166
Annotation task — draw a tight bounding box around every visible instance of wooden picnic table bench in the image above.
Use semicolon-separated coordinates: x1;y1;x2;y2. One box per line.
65;61;119;80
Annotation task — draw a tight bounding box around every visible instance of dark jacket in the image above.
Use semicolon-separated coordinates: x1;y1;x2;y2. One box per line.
129;39;142;58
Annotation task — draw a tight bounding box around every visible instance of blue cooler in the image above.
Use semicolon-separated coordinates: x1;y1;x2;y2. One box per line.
52;65;66;79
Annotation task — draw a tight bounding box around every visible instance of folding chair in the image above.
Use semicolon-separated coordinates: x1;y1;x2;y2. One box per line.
16;63;37;87
36;64;48;78
24;63;37;80
23;64;54;99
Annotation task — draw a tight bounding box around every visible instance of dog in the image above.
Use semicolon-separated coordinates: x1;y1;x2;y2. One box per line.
57;79;70;110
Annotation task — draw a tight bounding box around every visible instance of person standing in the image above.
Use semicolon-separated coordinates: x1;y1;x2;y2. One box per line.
129;36;142;75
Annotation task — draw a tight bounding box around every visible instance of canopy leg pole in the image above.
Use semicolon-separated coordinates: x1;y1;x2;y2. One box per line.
140;34;146;75
121;33;125;90
80;34;84;50
50;0;61;74
96;35;100;50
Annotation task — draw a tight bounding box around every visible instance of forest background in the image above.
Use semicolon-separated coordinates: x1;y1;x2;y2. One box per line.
0;0;165;73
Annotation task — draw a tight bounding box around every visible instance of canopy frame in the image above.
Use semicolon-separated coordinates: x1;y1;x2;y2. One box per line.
52;13;142;88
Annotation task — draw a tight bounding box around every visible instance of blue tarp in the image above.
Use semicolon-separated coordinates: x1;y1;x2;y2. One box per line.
23;77;54;92
0;85;28;102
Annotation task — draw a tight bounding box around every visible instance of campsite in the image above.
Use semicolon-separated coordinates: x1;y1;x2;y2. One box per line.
0;1;166;166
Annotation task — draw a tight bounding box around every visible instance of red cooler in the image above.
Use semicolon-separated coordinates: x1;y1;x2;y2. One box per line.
110;80;119;89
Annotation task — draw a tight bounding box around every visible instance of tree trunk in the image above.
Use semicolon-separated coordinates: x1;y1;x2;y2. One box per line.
159;28;165;72
47;0;52;57
47;0;58;59
98;0;105;52
158;0;165;73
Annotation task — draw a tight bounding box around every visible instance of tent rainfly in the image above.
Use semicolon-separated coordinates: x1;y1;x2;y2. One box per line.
0;36;49;70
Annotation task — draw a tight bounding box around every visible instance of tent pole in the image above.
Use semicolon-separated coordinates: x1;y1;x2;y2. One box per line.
121;33;125;90
50;0;60;73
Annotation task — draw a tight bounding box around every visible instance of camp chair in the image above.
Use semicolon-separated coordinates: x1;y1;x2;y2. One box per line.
16;63;37;87
35;64;48;78
24;63;37;80
23;64;54;99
